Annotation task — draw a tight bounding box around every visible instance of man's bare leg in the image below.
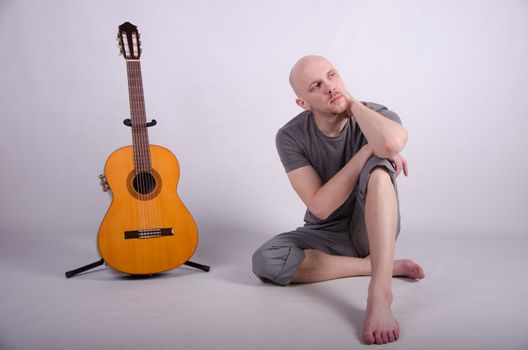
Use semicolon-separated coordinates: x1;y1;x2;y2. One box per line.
362;168;400;345
291;251;424;284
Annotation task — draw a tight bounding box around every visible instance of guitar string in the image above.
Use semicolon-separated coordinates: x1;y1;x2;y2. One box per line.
133;60;159;236
127;60;145;235
142;59;161;237
135;60;154;235
139;60;159;236
132;60;150;234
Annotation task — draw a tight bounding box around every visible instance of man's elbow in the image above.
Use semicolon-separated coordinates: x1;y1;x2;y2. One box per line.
308;203;331;221
376;130;408;158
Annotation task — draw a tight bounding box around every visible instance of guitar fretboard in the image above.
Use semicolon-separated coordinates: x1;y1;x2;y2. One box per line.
126;60;151;173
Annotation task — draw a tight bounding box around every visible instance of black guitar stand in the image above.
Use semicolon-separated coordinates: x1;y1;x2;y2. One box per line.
122;118;157;128
65;118;210;278
65;258;210;278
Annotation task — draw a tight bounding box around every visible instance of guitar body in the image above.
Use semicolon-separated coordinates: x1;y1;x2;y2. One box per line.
97;145;198;275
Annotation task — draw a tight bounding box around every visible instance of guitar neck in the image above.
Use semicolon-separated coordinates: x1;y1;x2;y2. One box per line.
126;60;151;173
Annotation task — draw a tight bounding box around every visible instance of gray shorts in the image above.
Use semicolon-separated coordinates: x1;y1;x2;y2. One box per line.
252;157;400;286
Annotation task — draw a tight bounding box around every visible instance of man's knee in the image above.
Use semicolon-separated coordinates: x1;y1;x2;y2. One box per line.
368;167;394;189
252;244;304;286
357;157;397;205
352;157;401;246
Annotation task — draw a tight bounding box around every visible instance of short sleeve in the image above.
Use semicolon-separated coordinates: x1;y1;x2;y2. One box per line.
364;102;402;125
275;129;310;173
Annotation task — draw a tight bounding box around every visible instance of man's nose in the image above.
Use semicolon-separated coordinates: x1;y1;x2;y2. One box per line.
325;81;336;94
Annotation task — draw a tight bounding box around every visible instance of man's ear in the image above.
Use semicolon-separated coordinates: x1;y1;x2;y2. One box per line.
295;98;311;110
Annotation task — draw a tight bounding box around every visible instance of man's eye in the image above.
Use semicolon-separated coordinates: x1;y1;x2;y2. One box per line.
309;82;321;92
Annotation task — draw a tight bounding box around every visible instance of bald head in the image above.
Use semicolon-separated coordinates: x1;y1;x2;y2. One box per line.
289;55;334;97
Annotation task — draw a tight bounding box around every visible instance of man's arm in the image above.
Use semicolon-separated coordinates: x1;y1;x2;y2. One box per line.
287;143;374;221
348;99;408;158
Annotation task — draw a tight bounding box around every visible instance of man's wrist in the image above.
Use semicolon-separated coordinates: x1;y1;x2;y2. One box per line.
349;98;366;116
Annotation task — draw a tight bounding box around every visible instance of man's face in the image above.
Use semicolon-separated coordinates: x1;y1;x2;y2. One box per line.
292;57;349;116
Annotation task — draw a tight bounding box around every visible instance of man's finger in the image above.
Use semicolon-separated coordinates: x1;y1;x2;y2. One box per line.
402;158;409;176
393;160;402;176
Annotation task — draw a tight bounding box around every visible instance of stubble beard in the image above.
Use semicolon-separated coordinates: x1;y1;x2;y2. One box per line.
328;99;348;116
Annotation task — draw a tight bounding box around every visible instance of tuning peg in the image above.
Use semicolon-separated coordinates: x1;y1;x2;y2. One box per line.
99;174;110;192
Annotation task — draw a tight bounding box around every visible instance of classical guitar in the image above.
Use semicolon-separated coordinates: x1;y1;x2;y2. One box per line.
97;22;198;275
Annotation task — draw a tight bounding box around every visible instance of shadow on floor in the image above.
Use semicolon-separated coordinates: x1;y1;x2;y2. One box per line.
301;282;366;341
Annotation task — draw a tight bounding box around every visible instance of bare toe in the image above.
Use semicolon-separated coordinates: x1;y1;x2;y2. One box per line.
381;331;389;344
362;332;375;345
388;330;395;342
375;331;383;345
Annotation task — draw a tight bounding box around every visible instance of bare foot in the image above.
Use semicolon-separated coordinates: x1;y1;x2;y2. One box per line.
362;293;399;345
393;259;425;280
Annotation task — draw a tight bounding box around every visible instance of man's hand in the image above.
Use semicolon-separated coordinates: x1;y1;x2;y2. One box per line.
389;153;408;177
343;90;358;117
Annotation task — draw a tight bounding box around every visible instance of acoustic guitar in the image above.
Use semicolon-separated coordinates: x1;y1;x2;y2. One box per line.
97;22;198;275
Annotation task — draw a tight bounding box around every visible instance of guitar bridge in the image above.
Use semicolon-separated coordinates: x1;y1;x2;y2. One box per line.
124;228;173;239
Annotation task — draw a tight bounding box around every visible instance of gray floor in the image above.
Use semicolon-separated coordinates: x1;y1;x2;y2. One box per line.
1;229;527;350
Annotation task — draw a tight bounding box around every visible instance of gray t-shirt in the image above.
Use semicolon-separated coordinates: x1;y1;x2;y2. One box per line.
276;101;401;224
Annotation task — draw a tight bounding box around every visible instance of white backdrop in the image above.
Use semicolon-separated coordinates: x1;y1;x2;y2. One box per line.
1;0;527;247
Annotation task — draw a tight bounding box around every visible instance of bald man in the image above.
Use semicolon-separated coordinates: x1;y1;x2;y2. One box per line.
252;55;425;345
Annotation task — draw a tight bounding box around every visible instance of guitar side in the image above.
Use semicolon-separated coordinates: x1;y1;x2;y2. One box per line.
97;145;198;275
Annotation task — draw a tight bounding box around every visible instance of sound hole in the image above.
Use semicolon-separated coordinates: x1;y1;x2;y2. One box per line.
133;172;157;195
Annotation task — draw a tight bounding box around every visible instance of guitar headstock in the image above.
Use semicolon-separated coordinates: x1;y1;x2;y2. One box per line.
117;22;141;60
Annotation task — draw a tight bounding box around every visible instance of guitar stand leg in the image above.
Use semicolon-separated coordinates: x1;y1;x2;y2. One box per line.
184;260;210;272
65;259;105;278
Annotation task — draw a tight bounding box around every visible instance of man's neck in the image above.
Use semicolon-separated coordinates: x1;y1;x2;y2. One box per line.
312;111;349;137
